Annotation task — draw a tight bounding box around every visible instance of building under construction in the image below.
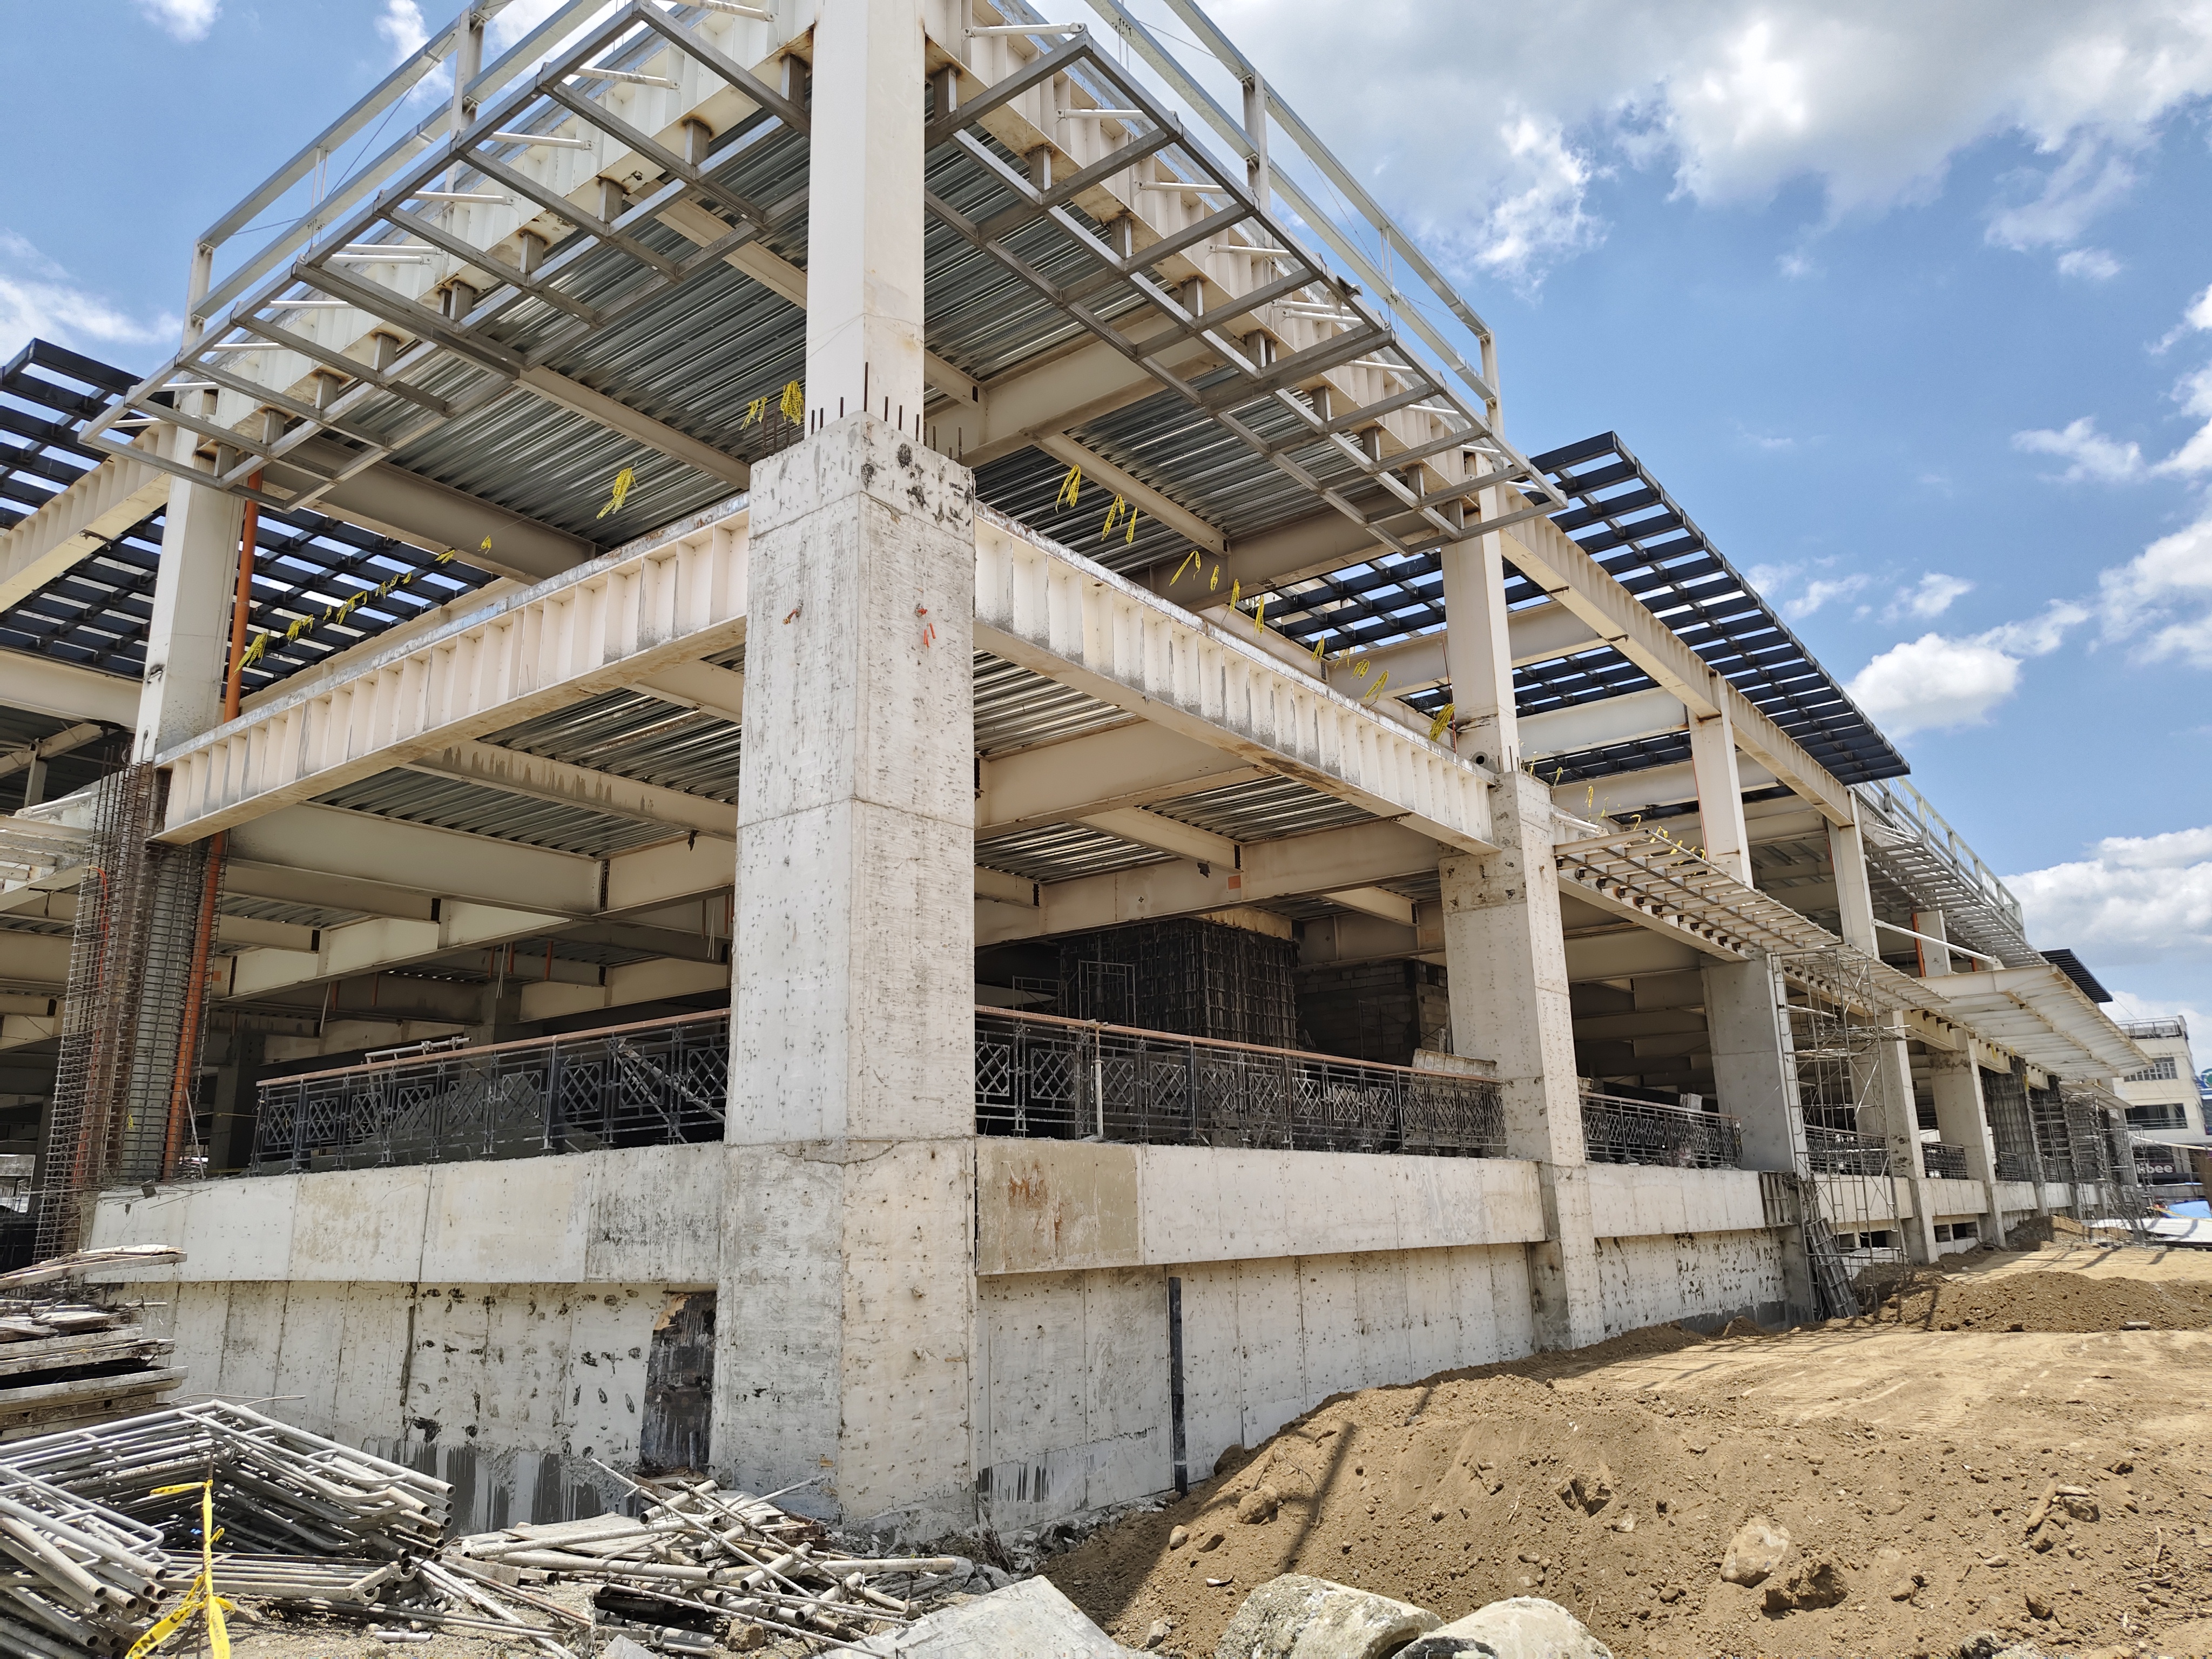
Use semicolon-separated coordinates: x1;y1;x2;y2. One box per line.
0;0;2160;1533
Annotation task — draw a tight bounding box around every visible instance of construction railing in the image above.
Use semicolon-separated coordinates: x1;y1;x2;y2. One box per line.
1804;1126;1889;1177
1579;1092;1743;1170
975;1008;1506;1158
1921;1142;1970;1181
251;1012;729;1173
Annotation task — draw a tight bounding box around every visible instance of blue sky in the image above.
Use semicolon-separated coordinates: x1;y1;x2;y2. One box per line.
3;1;2209;1035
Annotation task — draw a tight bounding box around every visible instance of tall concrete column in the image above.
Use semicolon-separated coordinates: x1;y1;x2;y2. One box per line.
136;412;244;760
715;0;974;1533
1702;952;1805;1174
1441;768;1602;1349
1928;1047;2008;1242
1827;807;1937;1262
716;420;977;1531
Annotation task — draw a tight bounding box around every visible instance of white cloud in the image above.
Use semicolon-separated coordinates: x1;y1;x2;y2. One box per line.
1846;602;2083;733
2099;511;2212;667
2011;415;2147;482
2055;246;2123;280
1784;574;1868;618
1188;0;2212;282
132;0;218;41
1891;572;1974;619
377;0;429;61
1847;634;2022;733
2010;825;2212;967
0;233;173;362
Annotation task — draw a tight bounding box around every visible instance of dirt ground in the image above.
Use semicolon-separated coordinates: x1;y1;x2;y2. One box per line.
1043;1242;2212;1659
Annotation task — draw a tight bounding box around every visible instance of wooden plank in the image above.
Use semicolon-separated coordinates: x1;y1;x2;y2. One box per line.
0;1333;170;1379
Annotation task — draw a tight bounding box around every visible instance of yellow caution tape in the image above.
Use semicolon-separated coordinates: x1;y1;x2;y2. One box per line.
1427;702;1455;743
779;379;804;424
1252;595;1265;633
597;464;636;520
1056;464;1082;509
1363;669;1390;703
1310;636;1324;660
1208;563;1219;591
1100;495;1128;541
130;1482;231;1659
238;538;483;673
1170;550;1202;585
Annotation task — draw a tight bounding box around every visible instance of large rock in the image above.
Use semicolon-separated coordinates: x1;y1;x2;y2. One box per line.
1719;1515;1792;1586
856;1577;1145;1657
1761;1558;1849;1614
1214;1575;1440;1659
1398;1598;1614;1659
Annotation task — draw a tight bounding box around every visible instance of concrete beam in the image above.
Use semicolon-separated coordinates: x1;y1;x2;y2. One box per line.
0;447;170;616
976;514;1494;855
405;741;734;838
1072;806;1235;865
977;723;1255;836
226;899;572;999
155;509;748;839
1323;886;1417;925
0;654;139;727
1520;687;1687;760
981;818;1440;942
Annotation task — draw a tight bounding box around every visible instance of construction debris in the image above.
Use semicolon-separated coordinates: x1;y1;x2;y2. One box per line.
0;1464;166;1659
0;1250;185;1440
3;1402;448;1559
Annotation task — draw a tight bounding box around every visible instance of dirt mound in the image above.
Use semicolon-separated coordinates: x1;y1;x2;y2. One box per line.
1879;1271;2212;1333
1042;1324;2206;1659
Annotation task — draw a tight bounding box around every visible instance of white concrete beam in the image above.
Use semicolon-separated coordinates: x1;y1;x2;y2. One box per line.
1072;806;1235;865
0;653;139;727
1494;491;1853;822
154;509;748;840
976;513;1494;854
1521;688;1687;760
226;899;571;999
405;741;734;838
976;724;1259;836
1323;886;1416;926
0;447;171;616
980;817;1440;942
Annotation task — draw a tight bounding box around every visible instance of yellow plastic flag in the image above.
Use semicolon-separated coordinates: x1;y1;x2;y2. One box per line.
1252;595;1266;632
780;380;805;424
1056;463;1083;509
1426;702;1455;743
1170;550;1201;585
597;465;636;520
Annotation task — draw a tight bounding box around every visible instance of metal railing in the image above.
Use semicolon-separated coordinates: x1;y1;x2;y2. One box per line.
252;1012;729;1173
1804;1126;1889;1176
1579;1092;1743;1170
975;1008;1505;1158
1921;1142;1970;1180
2118;1016;2188;1040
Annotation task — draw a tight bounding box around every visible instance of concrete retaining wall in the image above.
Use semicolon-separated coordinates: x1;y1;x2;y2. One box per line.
1590;1229;1789;1336
976;1243;1536;1530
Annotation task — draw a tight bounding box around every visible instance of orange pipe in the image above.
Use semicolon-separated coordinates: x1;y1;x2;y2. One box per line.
160;474;262;1178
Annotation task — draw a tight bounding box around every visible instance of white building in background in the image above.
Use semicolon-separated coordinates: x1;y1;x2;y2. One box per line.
2119;1019;2207;1145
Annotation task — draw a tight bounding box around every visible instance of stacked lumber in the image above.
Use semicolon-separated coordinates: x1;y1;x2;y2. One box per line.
0;1250;186;1440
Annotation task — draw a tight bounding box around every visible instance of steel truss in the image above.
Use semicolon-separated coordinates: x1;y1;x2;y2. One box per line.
921;31;1565;562
80;2;805;512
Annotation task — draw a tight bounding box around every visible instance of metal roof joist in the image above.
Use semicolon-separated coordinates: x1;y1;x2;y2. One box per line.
1916;963;2151;1079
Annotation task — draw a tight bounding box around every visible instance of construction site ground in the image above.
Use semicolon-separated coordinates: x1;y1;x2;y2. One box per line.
1043;1240;2212;1659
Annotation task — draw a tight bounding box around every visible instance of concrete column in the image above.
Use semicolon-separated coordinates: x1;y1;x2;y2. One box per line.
803;0;927;430
1826;807;1937;1262
136;414;244;761
1688;705;1749;881
1441;768;1601;1349
1440;504;1520;771
1928;1046;2008;1242
1702;952;1806;1174
714;417;977;1532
